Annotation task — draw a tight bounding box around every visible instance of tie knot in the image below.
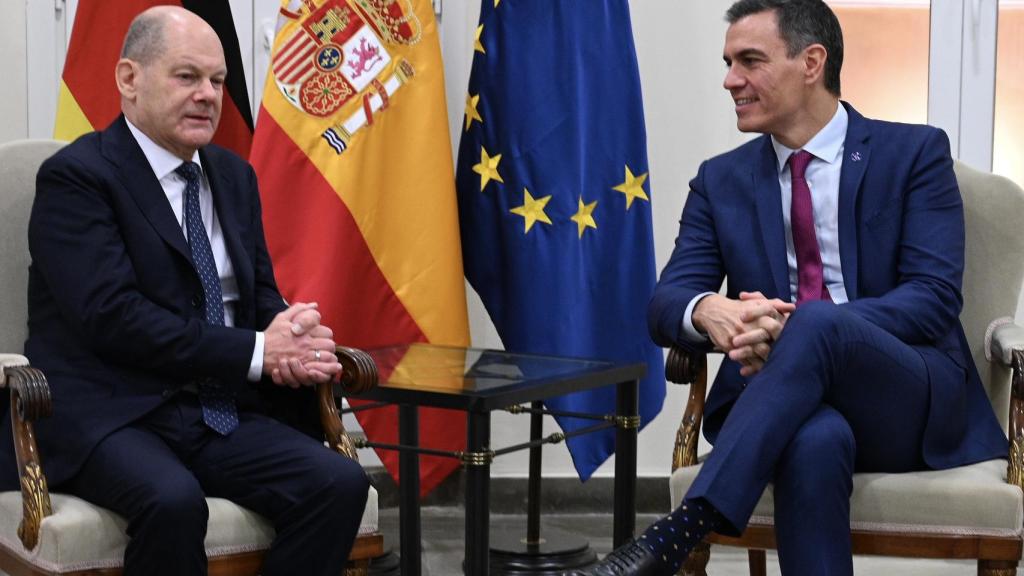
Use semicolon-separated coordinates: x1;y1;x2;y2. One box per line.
787;150;814;179
175;161;201;185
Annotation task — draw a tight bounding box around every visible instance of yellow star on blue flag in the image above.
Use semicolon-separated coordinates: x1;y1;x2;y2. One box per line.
510;188;553;233
571;197;598;237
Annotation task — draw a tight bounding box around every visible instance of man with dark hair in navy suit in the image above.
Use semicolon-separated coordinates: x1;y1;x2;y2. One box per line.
1;6;369;575
573;1;1006;575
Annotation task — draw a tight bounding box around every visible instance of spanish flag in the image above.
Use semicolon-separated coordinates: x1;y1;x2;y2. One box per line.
54;0;253;158
250;0;470;496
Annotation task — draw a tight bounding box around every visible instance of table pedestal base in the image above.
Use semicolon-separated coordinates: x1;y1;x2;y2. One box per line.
368;550;401;576
488;527;597;575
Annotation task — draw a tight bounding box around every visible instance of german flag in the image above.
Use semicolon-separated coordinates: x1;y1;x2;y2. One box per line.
54;1;253;158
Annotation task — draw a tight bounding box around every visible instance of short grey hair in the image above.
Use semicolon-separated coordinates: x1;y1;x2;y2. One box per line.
120;11;166;64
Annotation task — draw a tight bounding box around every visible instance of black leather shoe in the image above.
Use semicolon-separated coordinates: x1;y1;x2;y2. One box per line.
563;538;665;575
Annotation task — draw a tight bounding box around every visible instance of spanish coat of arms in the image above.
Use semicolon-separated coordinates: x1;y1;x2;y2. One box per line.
272;0;422;153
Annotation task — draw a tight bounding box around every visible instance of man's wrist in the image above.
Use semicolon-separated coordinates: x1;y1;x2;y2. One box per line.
248;331;265;381
682;292;716;342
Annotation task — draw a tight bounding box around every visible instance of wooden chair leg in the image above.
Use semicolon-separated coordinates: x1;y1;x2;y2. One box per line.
978;559;1018;576
680;541;710;576
748;549;767;576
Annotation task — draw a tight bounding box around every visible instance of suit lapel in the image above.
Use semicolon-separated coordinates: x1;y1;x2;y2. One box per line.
753;136;792;301
102;116;193;264
202;149;254;311
837;103;871;301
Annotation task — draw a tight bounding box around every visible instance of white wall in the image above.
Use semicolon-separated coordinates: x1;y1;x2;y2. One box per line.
0;0;28;142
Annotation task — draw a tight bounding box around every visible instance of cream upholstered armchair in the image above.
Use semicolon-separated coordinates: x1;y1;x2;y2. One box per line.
667;161;1024;576
0;139;383;575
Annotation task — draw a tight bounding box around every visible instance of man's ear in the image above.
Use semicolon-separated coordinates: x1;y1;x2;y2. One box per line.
803;44;828;87
115;59;139;100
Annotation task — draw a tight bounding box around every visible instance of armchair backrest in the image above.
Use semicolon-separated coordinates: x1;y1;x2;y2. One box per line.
0;139;66;354
955;160;1024;432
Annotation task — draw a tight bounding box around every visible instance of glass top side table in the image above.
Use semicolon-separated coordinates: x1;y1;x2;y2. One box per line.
342;343;647;576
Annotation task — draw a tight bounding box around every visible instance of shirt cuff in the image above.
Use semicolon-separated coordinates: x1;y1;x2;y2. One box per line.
247;332;265;382
681;292;717;343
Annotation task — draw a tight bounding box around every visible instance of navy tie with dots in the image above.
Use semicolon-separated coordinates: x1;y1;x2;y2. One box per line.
176;161;239;436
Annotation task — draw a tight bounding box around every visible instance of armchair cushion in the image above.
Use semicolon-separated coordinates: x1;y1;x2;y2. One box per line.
0;355;28;386
671;458;1022;538
0;487;378;573
991;323;1024;368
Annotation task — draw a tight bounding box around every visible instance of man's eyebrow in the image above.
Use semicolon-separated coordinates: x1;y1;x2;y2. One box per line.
724;47;770;62
172;61;227;76
729;48;768;61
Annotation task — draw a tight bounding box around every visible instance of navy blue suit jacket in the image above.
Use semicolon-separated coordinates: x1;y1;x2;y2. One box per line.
648;103;1006;470
0;116;299;489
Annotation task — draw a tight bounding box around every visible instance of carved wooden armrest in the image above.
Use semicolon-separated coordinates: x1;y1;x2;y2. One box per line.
1006;346;1024;491
1;364;53;551
666;346;708;471
318;346;378;461
989;322;1024;489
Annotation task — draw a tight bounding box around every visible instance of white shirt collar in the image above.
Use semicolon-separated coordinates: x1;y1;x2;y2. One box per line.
124;118;203;181
771;102;848;172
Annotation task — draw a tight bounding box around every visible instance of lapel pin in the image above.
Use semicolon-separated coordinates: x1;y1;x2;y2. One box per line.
850;151;862;162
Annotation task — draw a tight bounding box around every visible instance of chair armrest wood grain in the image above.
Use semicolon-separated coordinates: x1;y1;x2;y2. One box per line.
666;346;708;471
1;364;53;551
319;346;378;461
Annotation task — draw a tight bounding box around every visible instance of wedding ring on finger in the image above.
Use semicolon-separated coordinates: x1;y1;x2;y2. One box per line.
314;349;322;362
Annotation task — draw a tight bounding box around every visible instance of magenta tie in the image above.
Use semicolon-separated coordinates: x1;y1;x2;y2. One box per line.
788;150;830;304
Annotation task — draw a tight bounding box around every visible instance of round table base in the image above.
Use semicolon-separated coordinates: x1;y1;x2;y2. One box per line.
487;527;597;575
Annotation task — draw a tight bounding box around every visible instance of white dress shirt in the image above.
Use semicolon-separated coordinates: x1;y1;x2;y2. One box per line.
126;120;264;380
681;103;849;341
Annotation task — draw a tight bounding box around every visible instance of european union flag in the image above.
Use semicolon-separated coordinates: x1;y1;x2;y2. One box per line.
456;0;665;480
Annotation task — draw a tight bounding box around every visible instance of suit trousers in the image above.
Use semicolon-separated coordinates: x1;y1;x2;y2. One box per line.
687;301;939;576
63;393;370;576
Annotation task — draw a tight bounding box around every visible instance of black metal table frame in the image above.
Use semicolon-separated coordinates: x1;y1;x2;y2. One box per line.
344;372;641;576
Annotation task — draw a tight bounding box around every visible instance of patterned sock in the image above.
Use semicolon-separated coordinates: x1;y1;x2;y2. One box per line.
639;497;723;573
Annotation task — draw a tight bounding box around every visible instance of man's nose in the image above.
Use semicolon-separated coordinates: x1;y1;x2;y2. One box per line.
195;78;219;101
723;66;743;91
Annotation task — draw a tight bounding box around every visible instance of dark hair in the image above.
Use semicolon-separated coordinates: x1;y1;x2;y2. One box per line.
726;0;843;96
121;11;166;65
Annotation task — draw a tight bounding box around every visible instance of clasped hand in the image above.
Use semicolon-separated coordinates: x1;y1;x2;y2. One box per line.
692;291;795;377
262;302;343;388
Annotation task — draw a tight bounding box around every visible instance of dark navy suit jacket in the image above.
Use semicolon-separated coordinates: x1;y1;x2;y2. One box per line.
0;116;302;490
648;103;1006;470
